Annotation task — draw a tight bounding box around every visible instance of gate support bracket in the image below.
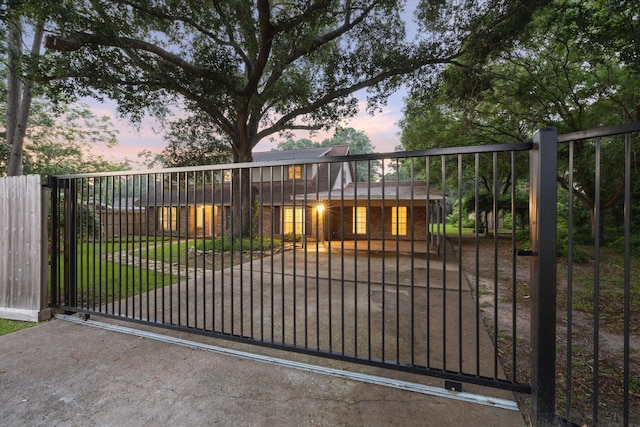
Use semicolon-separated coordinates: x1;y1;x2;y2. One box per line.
515;249;538;257
445;380;463;392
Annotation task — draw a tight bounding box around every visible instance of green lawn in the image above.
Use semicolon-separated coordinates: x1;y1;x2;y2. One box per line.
430;223;521;237
52;237;179;306
53;236;282;308
138;236;282;265
0;318;35;337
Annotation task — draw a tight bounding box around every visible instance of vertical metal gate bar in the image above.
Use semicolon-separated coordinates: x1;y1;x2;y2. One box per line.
367;162;372;360
169;174;175;325
353;175;359;358
510;152;517;382
265;166;271;342
161;174;167;325
92;177;100;310
238;169;244;336
622;132;631;426
409;159;416;367
592;137;601;425
314;167;320;351
303;164;309;349
457;154;463;373
380;161;386;363
394;171;398;365
530;127;558;425
202;172;208;329
342;165;347;357
425;156;431;368
125;176;130;318
145;174;151;323
440;155;447;370
492;152;499;379
566;140;575;422
117;178;123;315
474;153;481;377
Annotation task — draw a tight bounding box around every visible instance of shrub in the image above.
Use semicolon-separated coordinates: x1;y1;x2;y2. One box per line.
195;237;282;252
609;234;640;257
516;228;529;244
556;230;590;263
461;217;476;228
283;232;303;243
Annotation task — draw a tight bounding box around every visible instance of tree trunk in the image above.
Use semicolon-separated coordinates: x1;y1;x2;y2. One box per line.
6;16;45;176
229;139;254;237
5;7;22;172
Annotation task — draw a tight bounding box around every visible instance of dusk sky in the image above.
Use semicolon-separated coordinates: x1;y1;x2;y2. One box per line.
89;88;408;166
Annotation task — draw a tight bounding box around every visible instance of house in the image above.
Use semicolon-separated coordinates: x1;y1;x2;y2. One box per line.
251;145;353;239
98;146;442;244
98;197;146;238
99;145;352;239
308;181;443;242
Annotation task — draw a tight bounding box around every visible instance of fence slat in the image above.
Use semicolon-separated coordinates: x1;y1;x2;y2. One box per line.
0;175;50;322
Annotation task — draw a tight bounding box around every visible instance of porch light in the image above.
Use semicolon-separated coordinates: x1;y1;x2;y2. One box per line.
315;203;325;214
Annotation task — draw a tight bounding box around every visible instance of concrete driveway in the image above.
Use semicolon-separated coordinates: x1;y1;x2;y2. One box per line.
0;241;527;426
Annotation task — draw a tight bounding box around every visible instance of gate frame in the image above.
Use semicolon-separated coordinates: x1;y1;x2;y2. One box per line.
529;128;558;425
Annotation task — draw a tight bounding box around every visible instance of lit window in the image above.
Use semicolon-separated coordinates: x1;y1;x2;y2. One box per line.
283;207;305;235
195;206;205;227
288;165;302;180
391;206;407;236
353;206;367;234
160;207;177;231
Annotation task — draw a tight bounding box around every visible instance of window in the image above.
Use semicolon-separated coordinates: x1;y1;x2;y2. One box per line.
353;206;367;234
288;165;302;180
160;207;177;231
195;206;205;228
283;207;304;235
391;206;407;236
194;205;214;235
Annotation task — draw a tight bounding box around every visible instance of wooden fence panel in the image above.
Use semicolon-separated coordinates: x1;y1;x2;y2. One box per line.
0;175;50;322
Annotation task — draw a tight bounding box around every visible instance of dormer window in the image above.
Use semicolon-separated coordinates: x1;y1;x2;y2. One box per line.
288;165;302;180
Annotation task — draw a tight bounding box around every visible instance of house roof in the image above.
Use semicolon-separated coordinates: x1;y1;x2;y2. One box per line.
308;181;444;202
253;145;353;203
253;147;334;162
137;183;235;207
138;145;356;207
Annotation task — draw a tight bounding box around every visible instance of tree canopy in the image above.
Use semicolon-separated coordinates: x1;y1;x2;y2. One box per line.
38;0;549;165
0;94;126;176
399;0;640;237
1;2;127;176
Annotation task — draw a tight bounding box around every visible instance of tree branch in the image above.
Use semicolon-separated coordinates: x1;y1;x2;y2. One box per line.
256;55;454;142
44;32;241;95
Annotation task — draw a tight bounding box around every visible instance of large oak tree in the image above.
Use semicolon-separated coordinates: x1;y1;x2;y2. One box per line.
42;1;450;163
37;0;548;235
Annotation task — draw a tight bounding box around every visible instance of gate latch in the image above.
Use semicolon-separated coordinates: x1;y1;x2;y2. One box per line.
515;249;538;257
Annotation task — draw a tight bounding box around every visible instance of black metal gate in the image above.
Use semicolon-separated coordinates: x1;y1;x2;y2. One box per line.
48;122;640;426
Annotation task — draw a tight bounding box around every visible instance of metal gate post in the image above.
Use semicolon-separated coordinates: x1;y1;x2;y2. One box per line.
529;128;558;425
